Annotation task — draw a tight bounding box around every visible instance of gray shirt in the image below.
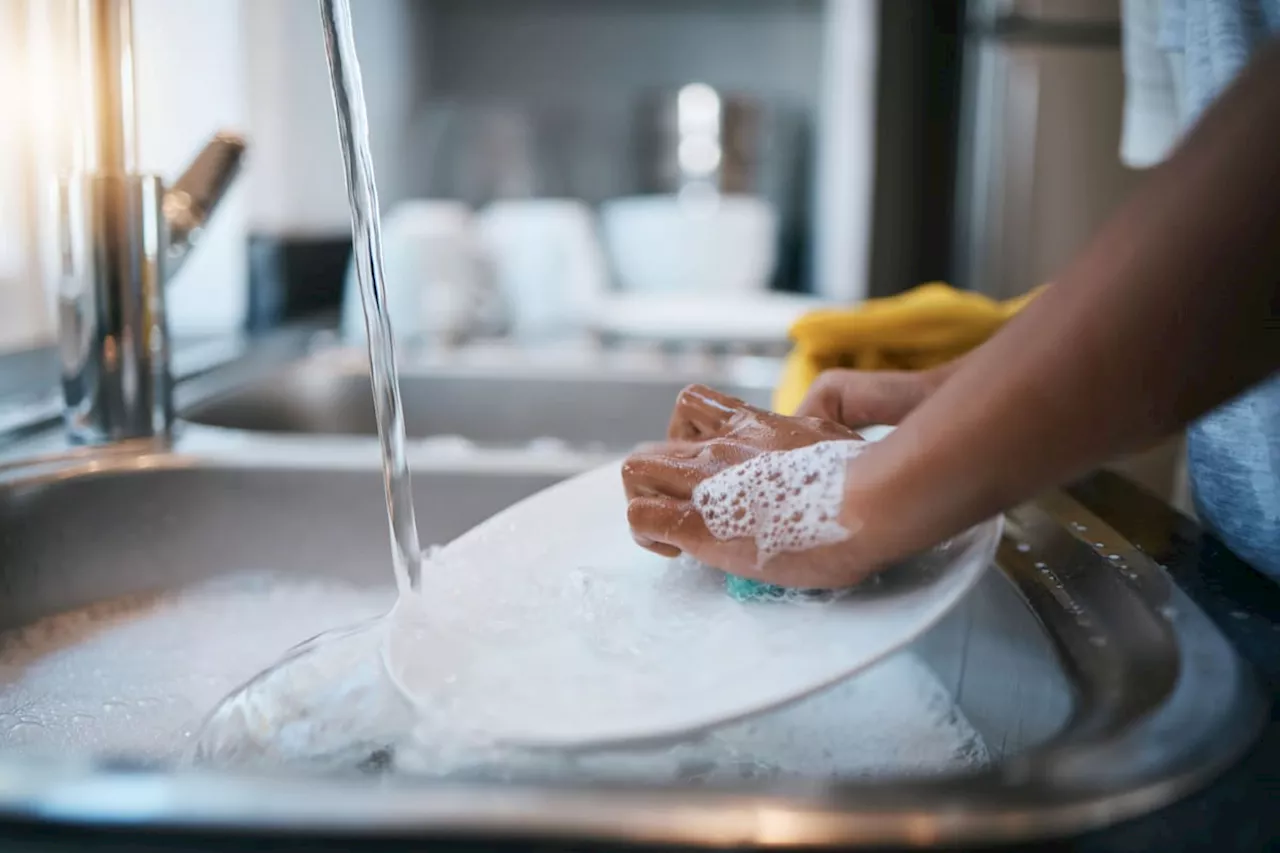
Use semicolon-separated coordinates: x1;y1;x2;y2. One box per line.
1121;0;1280;578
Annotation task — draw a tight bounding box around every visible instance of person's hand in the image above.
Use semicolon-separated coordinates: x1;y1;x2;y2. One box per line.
622;385;885;589
794;366;951;428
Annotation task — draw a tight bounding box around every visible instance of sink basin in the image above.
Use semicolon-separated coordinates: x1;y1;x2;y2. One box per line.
180;349;775;448
0;442;565;631
0;424;1264;847
0;433;1066;768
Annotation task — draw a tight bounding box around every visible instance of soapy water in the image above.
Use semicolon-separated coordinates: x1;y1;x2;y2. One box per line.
0;575;392;763
0;573;988;781
694;440;867;566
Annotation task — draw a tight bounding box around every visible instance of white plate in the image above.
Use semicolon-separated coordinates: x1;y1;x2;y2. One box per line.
387;459;1001;749
590;292;829;346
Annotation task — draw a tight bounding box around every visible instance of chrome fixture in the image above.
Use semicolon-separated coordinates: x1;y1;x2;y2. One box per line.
56;0;245;444
637;83;763;198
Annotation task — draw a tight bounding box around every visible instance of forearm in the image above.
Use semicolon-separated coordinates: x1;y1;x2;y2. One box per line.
851;39;1280;564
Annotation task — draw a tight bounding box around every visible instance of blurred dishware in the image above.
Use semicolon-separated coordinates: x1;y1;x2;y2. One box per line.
636;83;764;195
407;103;544;207
475;199;608;340
600;194;778;296
635;85;809;290
341;201;503;346
589;291;826;352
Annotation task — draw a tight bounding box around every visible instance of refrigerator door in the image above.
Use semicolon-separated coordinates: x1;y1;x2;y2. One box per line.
952;29;1186;505
953;39;1144;299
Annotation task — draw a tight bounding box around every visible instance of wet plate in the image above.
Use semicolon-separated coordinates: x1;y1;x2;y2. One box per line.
384;459;1003;749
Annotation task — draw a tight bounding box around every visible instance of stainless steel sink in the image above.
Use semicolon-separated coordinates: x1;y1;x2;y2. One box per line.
0;337;1266;847
0;439;565;631
0;423;1265;847
179;348;775;449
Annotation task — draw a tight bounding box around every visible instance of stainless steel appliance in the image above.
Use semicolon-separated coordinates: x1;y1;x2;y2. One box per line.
952;0;1189;505
635;85;765;196
954;0;1146;299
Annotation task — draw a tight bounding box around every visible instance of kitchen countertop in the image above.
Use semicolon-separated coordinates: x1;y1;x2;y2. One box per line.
0;334;255;398
0;328;334;441
0;335;255;437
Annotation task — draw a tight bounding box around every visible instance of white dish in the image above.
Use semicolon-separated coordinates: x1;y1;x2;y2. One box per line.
590;291;829;346
341;200;503;344
600;194;778;295
386;454;1002;749
475;199;609;339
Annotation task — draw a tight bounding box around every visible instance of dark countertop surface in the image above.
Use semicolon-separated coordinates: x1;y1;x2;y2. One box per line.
0;335;246;399
0;432;1274;850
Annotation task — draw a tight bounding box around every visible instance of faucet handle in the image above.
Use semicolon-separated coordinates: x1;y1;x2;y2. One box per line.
164;131;247;271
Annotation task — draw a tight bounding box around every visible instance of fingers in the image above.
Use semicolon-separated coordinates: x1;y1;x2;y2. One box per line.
626;496;705;556
622;450;704;502
793;372;844;421
627;495;760;572
667;384;752;441
637;538;683;559
796;414;864;443
622;441;755;502
794;370;930;428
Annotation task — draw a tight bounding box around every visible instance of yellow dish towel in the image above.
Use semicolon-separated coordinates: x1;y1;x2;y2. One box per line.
773;282;1044;415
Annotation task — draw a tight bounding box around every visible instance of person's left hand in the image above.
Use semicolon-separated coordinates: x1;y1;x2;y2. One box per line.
622;385;885;589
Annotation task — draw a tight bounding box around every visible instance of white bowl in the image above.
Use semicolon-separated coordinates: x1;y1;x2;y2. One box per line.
340;200;494;344
600;194;778;295
475;199;609;339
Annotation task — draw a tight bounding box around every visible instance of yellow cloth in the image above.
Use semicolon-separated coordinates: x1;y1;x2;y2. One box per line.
773;282;1044;415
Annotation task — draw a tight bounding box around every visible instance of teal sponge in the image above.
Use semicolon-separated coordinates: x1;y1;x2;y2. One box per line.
725;574;859;603
725;574;789;602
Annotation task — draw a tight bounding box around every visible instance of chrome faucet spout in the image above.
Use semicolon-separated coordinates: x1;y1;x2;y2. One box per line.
57;0;246;445
164;132;247;276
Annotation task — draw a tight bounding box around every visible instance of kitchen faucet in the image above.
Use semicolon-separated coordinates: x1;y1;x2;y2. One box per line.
56;0;245;444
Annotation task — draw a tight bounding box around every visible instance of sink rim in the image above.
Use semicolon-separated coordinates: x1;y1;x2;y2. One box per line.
179;344;784;399
0;435;1266;848
174;345;781;451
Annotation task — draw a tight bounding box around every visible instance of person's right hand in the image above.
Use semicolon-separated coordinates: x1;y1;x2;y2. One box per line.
622;385;884;588
793;364;955;428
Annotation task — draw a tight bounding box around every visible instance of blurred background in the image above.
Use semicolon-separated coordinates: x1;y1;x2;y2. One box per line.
0;0;1140;353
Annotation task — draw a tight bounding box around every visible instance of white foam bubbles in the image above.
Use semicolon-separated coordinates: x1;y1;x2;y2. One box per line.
0;572;990;783
692;439;866;565
0;574;393;761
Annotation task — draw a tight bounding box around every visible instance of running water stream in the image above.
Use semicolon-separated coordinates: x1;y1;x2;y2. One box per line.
179;0;441;767
319;0;423;595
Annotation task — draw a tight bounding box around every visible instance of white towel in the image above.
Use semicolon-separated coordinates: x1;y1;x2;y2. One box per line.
1121;0;1184;168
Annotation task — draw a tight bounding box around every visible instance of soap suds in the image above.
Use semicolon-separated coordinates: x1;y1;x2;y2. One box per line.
692;439;866;566
0;575;392;762
0;573;988;780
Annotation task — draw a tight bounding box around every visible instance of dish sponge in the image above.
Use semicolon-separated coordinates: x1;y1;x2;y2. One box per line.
725;575;787;602
726;575;861;604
